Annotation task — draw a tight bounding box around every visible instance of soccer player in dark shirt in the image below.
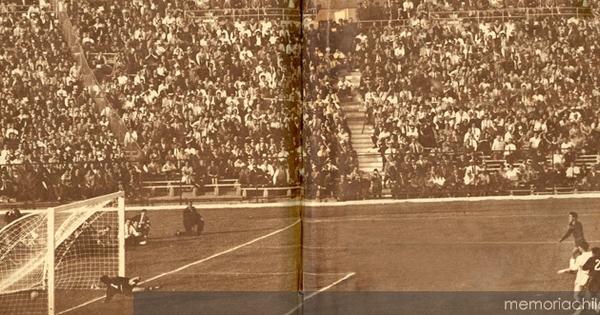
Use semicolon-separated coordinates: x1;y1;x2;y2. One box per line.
99;275;161;303
583;247;600;294
559;212;586;272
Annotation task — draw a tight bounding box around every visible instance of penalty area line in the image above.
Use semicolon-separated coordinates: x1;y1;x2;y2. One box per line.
283;272;355;315
58;219;301;315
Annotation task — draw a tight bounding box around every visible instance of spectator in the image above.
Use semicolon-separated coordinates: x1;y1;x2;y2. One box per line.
370;169;383;198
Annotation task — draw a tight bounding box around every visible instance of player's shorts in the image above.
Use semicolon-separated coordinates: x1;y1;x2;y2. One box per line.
575;239;587;247
586;279;600;292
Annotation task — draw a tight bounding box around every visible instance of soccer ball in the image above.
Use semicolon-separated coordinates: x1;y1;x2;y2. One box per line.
30;291;39;301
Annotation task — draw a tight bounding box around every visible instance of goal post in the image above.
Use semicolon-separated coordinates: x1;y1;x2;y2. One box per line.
48;191;125;315
0;191;125;315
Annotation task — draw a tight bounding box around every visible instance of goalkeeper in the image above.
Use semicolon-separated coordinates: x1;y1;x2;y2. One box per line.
98;275;161;302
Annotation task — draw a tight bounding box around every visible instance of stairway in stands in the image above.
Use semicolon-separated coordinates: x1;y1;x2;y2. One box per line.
340;71;383;174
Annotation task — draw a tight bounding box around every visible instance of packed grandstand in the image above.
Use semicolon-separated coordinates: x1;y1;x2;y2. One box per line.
0;0;598;204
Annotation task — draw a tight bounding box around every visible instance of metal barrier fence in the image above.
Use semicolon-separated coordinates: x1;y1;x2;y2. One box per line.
184;7;301;21
0;148;598;204
428;6;590;21
0;158;301;204
350;149;599;169
356;5;591;25
49;0;144;161
306;149;600;200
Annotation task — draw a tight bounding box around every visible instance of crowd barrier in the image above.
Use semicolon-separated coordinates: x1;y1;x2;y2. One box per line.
353;150;599;171
357;5;591;25
306;148;600;200
185;7;301;21
0;148;598;204
0;157;303;205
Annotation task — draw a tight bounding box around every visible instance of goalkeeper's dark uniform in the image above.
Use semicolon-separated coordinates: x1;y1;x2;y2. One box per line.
100;276;139;302
99;275;160;302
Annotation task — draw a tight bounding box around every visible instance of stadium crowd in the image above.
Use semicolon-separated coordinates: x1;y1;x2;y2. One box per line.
3;0;600;203
0;2;309;204
0;7;150;203
337;11;600;199
63;0;305;190
302;49;354;198
0;0;311;205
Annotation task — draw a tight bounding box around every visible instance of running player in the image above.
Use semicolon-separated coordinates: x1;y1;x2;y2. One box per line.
98;275;161;303
569;241;593;300
559;212;586;272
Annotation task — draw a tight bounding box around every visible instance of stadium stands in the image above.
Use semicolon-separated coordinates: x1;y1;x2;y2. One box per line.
64;0;306;200
0;5;141;203
344;4;600;198
1;0;600;204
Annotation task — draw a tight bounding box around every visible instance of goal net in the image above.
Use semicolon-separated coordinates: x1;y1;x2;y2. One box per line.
0;191;125;315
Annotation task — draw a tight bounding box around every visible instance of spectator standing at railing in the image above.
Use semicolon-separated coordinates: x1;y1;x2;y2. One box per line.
272;162;289;187
370;168;383;198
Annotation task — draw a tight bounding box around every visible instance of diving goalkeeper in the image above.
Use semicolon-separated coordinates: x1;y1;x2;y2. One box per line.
98;275;161;302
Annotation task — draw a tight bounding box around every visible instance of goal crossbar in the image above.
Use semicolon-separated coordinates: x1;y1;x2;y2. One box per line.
51;191;124;214
47;191;125;315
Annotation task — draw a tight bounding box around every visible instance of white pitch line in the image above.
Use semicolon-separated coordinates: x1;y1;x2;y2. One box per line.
138;271;298;276
58;219;301;314
20;191;600;214
385;241;600;245
302;192;600;207
283;272;355;315
304;210;600;223
301;241;599;247
305;213;568;223
302;241;600;246
302;272;354;275
20;200;303;213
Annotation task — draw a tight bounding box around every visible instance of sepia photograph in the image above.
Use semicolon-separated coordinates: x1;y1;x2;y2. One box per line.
1;0;600;314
